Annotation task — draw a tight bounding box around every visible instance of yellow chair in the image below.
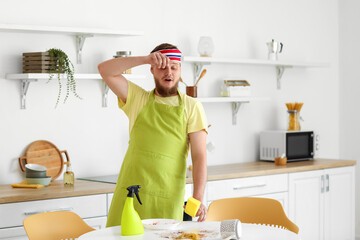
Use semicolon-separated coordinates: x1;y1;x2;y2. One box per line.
23;211;95;240
206;197;299;234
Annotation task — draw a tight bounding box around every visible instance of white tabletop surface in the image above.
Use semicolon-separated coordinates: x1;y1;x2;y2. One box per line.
79;221;300;240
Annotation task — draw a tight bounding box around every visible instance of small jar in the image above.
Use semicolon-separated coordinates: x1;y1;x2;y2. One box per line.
287;110;300;131
114;51;132;74
220;82;230;97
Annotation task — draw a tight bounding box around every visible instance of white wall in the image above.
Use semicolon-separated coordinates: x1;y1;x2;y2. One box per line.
0;0;339;179
339;0;360;238
0;0;345;217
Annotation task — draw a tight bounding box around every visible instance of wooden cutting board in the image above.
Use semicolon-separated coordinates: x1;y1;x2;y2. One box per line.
19;140;69;181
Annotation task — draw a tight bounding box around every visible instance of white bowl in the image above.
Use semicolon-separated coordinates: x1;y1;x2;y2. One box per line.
25;163;47;172
26;177;51;186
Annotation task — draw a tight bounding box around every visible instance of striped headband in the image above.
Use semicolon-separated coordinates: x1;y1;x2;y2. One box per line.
156;49;182;63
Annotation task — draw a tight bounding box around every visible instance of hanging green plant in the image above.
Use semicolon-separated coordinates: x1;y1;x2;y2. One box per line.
47;48;81;107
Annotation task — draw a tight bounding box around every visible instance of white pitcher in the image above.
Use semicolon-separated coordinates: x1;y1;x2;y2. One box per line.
267;39;283;60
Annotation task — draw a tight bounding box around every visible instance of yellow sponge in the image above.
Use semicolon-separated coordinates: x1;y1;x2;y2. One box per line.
185;197;201;217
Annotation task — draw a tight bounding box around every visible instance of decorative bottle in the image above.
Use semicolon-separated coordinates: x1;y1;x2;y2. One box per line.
63;162;74;186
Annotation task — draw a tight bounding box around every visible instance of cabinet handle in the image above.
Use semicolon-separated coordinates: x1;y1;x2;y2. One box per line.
325;174;330;192
233;183;266;190
321;175;325;193
24;207;73;216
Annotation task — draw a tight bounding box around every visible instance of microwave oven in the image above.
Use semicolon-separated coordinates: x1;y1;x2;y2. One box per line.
260;130;315;161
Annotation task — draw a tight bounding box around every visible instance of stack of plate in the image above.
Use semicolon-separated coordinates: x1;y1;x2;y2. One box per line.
25;164;51;186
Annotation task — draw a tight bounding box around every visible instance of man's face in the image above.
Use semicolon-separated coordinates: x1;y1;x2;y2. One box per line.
151;61;181;97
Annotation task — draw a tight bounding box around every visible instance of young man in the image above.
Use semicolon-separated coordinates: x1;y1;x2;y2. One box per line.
98;43;208;227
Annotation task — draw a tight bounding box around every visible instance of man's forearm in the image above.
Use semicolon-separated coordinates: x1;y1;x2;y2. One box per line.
192;156;207;202
189;131;207;203
98;56;149;78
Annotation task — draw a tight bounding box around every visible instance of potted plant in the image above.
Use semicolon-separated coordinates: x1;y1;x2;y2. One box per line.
47;48;81;107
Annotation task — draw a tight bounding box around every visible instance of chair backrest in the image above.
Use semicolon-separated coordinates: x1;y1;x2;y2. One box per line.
23;211;95;240
206;197;299;234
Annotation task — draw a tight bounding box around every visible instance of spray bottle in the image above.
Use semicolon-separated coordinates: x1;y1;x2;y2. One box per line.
121;185;144;236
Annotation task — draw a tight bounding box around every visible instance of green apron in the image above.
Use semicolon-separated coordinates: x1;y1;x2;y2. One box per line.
107;90;188;227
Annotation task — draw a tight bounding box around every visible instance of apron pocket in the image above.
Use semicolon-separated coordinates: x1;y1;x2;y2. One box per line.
118;148;186;199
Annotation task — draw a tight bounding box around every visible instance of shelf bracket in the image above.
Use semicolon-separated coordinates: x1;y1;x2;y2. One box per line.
103;82;110;107
275;65;292;89
232;101;248;125
20;79;37;109
192;62;210;85
75;34;94;64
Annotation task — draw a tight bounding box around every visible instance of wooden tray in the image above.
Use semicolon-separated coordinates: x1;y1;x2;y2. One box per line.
22;52;60;74
19;140;69;181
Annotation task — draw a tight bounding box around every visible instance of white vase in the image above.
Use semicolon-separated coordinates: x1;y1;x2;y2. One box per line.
198;36;214;57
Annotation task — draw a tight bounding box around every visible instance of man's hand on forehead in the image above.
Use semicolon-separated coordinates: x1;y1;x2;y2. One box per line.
148;48;182;69
153;52;170;69
148;52;169;69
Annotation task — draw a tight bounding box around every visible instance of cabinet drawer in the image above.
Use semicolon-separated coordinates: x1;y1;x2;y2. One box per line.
207;174;288;201
0;226;27;240
0;194;107;229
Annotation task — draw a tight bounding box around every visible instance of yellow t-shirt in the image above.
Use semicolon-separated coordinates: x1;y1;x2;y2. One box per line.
118;81;208;135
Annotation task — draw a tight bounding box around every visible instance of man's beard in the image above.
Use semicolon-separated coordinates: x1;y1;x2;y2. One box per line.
154;78;179;97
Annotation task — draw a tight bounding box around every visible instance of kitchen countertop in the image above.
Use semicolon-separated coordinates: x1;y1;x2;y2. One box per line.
0;158;355;204
0;180;116;204
202;158;356;183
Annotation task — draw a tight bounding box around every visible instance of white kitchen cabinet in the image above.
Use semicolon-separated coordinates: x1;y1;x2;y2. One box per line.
0;194;107;240
289;169;324;240
289;166;355;240
324;167;355;240
206;174;288;207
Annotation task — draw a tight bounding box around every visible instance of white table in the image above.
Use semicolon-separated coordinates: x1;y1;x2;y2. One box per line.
79;221;300;240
